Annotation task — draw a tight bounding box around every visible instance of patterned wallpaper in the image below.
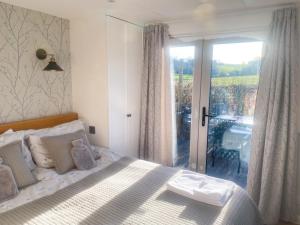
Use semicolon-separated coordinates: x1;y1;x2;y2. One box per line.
0;2;72;123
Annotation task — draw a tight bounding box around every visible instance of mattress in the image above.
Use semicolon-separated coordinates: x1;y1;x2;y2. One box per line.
0;157;262;225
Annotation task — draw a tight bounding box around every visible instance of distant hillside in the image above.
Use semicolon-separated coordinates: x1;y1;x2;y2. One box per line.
172;58;261;77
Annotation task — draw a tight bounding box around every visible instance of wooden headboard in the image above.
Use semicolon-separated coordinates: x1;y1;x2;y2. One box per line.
0;113;78;134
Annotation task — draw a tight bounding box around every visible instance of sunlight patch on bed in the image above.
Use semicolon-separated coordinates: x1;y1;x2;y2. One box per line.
27;160;159;224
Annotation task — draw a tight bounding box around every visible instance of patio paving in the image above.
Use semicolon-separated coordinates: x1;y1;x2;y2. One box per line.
206;155;248;188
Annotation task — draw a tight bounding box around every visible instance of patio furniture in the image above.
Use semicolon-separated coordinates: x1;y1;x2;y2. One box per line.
221;125;252;165
212;149;241;173
209;119;251;174
209;119;235;168
181;106;192;139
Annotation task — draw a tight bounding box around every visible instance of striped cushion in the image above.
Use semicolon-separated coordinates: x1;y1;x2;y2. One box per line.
0;141;36;188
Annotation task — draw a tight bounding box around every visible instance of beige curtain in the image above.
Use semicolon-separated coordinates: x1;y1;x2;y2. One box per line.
247;8;299;225
139;24;176;166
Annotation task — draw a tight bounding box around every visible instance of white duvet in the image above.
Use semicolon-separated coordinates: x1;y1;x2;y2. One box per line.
0;147;121;214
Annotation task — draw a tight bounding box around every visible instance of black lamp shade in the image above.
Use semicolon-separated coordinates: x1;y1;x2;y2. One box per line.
43;57;63;71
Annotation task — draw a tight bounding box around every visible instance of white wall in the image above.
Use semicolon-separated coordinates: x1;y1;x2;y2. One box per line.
70;13;109;147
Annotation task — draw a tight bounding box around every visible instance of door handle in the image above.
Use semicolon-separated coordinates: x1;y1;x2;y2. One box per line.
202;107;215;127
126;114;132;118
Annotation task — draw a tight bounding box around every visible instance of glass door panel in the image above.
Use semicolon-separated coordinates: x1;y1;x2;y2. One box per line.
199;40;263;188
170;45;196;168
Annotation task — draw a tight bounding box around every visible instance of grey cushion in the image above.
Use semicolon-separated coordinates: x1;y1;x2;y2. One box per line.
41;130;90;174
71;139;96;170
0;132;36;170
91;146;102;160
0;159;19;203
0;141;37;188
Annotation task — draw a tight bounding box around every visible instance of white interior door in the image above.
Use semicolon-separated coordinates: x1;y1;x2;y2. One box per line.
107;17;127;156
125;23;143;157
107;16;143;157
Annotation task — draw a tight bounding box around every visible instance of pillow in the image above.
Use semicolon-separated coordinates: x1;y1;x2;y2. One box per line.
27;136;55;168
25;120;91;168
53;120;86;133
26;120;86;137
1;129;14;135
91;146;102;160
71;139;96;170
0;131;36;170
0;141;37;188
53;120;99;160
0;158;19;203
26;120;99;165
41;130;90;174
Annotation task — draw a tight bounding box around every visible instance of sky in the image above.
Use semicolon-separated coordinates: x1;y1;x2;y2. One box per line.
170;46;195;60
170;42;263;64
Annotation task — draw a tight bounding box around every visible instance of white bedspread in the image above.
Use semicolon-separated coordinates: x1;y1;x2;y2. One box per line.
0;147;121;213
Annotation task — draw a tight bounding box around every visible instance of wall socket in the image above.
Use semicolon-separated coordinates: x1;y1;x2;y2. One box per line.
89;126;96;134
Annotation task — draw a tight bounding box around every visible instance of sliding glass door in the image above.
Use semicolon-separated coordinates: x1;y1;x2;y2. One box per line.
170;38;263;188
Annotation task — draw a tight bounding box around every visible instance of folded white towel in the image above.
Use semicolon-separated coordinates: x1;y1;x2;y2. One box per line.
167;171;235;207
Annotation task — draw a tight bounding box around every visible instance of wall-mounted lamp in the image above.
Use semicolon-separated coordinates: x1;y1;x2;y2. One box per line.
36;49;63;71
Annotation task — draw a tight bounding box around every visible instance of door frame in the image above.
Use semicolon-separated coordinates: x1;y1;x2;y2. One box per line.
196;37;263;174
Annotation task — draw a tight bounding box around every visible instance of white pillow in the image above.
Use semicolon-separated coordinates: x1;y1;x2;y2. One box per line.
25;120;86;137
1;129;14;135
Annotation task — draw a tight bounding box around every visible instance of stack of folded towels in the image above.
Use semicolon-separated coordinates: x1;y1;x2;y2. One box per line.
166;171;235;207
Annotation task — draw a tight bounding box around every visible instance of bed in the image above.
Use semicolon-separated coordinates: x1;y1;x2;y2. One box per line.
0;113;262;225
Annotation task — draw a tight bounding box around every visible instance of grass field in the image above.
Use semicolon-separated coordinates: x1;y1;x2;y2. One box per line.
174;74;259;87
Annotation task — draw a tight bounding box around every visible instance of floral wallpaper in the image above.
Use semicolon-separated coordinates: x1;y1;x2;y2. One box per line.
0;2;72;123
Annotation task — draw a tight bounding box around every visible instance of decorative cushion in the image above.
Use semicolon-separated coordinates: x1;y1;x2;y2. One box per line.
0;158;18;203
25;120;98;167
0;131;36;170
71;139;96;170
27;136;55;168
49;120;97;158
91;146;102;160
41;130;90;174
0;141;37;188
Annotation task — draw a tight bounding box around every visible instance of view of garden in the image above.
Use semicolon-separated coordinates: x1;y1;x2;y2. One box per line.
172;42;262;188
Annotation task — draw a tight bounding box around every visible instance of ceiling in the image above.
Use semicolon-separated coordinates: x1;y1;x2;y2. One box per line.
1;0;299;23
107;0;299;24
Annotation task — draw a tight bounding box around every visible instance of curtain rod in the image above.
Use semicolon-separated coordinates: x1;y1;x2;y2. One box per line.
106;15;144;28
